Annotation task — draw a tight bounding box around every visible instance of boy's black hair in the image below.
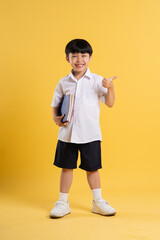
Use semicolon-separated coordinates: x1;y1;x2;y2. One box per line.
65;39;93;58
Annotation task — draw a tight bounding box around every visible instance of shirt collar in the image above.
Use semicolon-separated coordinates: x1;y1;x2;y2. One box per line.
66;68;91;80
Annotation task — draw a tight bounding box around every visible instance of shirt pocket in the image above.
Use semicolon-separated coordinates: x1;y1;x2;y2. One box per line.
84;89;98;105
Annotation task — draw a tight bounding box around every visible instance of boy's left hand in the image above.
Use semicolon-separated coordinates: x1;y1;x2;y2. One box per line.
102;76;118;89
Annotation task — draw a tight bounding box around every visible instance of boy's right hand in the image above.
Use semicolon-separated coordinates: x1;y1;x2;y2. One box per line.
55;114;68;127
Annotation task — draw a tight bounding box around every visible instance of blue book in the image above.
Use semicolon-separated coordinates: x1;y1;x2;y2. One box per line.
59;94;74;123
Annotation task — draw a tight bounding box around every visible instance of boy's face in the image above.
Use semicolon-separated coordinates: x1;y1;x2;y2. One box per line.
66;52;92;74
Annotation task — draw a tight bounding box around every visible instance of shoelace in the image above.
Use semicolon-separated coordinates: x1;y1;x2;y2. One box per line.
97;198;109;204
55;200;68;206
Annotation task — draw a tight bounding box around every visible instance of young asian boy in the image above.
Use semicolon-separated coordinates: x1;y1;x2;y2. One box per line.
50;39;118;218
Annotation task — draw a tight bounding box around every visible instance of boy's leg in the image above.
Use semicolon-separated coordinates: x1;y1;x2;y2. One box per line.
49;168;73;218
60;168;73;193
86;170;101;189
86;170;116;216
54;140;77;201
86;170;102;200
79;141;102;200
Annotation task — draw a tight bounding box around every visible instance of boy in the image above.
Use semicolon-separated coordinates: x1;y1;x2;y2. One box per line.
50;39;118;218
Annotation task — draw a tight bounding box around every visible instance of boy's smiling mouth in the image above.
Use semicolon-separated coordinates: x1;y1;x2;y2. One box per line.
75;64;84;67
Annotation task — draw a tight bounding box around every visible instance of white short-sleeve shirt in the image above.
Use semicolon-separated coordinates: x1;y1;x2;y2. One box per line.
51;68;108;143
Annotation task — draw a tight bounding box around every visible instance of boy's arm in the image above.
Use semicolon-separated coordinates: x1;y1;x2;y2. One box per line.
105;85;115;107
102;76;117;107
52;107;67;127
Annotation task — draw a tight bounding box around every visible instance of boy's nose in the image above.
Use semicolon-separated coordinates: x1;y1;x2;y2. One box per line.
77;55;82;61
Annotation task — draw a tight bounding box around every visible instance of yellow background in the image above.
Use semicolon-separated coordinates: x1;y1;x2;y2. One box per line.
0;0;160;239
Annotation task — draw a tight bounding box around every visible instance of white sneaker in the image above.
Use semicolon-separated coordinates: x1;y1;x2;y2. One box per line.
92;197;116;216
49;200;71;218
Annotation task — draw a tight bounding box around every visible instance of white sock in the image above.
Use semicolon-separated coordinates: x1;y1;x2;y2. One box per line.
59;192;69;202
91;188;102;201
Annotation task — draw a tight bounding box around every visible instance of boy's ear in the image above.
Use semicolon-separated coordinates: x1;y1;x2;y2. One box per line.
89;54;92;61
66;56;70;63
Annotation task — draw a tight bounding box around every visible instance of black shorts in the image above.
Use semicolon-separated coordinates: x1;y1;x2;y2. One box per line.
53;140;102;171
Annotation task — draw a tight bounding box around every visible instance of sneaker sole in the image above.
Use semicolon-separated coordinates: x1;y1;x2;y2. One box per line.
49;210;71;218
92;209;116;216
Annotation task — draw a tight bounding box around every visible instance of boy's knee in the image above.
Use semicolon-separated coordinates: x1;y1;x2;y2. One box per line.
86;170;98;174
62;168;73;172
